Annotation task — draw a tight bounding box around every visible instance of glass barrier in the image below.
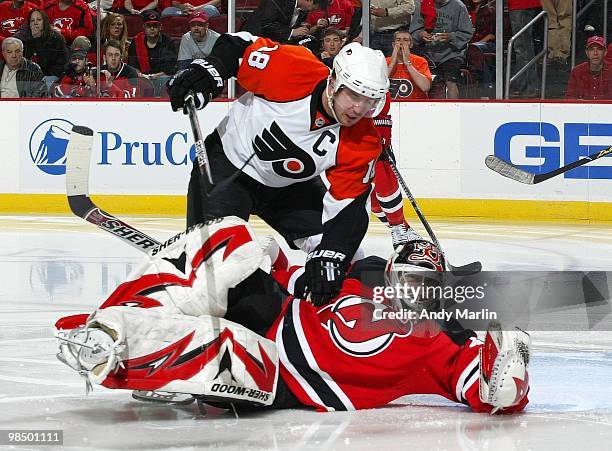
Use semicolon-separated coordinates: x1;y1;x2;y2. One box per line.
1;0;609;101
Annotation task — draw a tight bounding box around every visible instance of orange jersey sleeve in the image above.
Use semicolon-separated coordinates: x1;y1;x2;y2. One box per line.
237;37;331;102
412;54;432;81
325;119;382;200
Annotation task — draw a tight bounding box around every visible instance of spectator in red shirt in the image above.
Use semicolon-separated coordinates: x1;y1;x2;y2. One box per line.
98;39;140;97
44;0;94;44
566;36;612;100
54;46;95;97
305;0;353;37
0;0;36;41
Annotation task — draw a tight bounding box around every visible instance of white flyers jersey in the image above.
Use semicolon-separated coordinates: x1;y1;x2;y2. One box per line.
217;37;382;197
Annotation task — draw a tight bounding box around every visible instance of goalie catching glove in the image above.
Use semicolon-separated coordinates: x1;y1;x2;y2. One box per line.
480;322;531;414
167;58;225;112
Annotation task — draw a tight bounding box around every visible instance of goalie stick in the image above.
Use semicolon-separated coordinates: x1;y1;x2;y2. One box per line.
65;125;162;253
383;148;482;275
485;146;612;185
66;126;207;406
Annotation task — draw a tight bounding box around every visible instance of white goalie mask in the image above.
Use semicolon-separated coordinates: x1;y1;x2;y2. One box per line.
327;42;389;120
385;240;445;308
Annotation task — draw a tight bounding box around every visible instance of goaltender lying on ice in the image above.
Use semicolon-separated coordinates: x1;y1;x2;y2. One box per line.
55;216;530;414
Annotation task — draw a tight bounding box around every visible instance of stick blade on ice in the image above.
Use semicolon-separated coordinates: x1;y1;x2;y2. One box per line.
485;155;535;185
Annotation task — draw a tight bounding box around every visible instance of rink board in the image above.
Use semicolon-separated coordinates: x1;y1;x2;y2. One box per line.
0;99;610;220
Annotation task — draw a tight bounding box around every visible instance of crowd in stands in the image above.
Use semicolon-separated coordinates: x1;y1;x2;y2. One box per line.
0;0;610;99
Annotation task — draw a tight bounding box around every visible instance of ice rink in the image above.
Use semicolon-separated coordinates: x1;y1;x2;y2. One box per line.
1;215;611;450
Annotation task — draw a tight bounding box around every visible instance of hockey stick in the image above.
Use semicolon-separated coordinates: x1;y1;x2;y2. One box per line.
65;125;162;253
183;92;257;197
383;148;482;275
485;146;612;184
185;92;213;185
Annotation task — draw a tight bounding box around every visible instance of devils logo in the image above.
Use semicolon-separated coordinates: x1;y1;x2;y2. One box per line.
319;295;412;357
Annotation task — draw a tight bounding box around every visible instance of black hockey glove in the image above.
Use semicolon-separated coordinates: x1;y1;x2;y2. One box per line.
167;58;225;113
302;249;348;307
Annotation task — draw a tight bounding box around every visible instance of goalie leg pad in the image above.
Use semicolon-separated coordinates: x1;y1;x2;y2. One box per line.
58;306;279;406
99;216;265;318
479;322;530;413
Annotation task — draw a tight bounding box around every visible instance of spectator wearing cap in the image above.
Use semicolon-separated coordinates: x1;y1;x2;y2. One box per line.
54;46;95;97
44;0;94;45
161;0;221;19
242;0;321;43
70;35;97;65
0;36;46;97
566;36;612;100
128;9;177;76
128;10;177;94
177;11;220;70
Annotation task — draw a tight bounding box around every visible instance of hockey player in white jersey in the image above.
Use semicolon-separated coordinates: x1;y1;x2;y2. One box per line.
167;34;389;306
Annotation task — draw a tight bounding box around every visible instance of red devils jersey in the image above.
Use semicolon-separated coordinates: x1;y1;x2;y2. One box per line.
305;0;354;30
44;0;93;43
0;2;35;38
267;277;493;412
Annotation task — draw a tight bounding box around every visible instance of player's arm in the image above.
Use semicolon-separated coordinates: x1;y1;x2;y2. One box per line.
301;124;381;306
300;185;373;307
166;32;259;111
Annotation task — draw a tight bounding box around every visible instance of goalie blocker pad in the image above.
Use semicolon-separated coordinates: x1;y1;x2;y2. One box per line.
59;306;279;406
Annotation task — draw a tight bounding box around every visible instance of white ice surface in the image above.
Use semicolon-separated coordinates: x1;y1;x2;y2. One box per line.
1;216;611;450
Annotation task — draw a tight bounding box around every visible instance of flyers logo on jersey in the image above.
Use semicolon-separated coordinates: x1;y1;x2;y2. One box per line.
252;121;316;179
319;295;412;357
389;78;414;99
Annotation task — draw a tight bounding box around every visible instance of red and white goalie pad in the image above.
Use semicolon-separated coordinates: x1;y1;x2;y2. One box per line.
479;322;530;413
99;216;265;317
58;306;279;406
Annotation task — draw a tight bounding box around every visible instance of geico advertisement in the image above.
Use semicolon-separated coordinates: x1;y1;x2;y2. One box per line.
459;102;612;200
19;101;229;194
